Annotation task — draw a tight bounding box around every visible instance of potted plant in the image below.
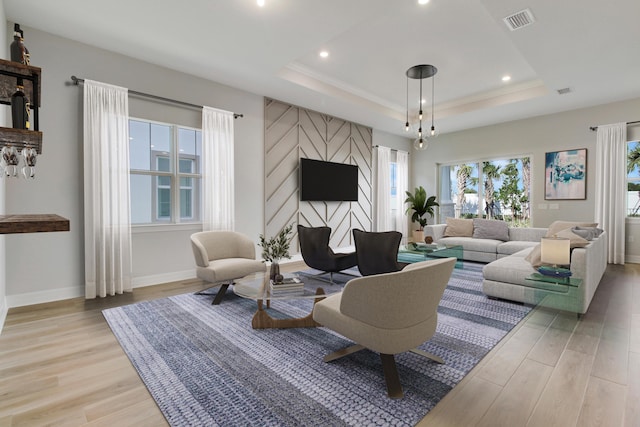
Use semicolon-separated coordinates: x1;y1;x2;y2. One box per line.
258;223;293;281
404;186;439;243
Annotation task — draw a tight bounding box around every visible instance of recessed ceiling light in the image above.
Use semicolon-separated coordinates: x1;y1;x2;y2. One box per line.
257;0;265;7
319;51;329;58
418;0;430;4
502;75;511;82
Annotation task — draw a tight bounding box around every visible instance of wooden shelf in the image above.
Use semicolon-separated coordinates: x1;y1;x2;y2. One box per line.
0;127;42;153
0;58;41;107
0;214;69;234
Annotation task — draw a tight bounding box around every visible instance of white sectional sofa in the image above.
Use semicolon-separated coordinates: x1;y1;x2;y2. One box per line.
424;221;547;263
424;218;608;314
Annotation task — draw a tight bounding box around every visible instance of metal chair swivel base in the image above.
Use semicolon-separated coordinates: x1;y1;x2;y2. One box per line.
196;282;233;305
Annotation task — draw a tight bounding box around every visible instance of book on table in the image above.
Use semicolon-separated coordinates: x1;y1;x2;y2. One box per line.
269;276;304;295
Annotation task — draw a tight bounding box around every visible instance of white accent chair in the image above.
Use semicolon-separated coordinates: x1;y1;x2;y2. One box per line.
312;258;456;398
190;231;266;305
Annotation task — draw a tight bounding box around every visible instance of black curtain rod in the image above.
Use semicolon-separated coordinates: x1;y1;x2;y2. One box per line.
70;76;243;119
374;145;409;154
589;120;640;131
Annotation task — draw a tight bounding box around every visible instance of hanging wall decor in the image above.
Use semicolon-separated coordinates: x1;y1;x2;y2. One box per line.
545;148;587;200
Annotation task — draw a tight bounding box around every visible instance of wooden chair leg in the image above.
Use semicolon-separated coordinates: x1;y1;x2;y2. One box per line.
380;353;403;399
211;283;230;305
323;344;365;362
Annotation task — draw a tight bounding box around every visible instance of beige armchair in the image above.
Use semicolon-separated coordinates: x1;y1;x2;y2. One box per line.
190;231;266;305
312;258;455;398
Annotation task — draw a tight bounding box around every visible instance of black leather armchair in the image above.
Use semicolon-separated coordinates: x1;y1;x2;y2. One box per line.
297;225;358;283
352;229;409;276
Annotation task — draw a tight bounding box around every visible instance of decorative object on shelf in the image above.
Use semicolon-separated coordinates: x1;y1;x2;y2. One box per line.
11;78;30;129
539;235;571;276
404;186;438;242
1;146;37;178
258;223;293;281
404;64;438;150
424;235;433;244
9;24;30;65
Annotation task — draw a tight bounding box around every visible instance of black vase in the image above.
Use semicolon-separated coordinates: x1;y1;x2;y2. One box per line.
11;78;30;130
269;262;280;282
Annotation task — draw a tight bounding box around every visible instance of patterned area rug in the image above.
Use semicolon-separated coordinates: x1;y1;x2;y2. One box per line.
103;263;532;426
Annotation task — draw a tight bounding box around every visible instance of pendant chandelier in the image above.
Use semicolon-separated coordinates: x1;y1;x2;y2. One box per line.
405;64;438;150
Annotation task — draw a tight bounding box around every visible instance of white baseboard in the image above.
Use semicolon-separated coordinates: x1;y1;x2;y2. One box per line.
625;255;640;264
7;286;84;309
132;269;197;288
0;296;7;335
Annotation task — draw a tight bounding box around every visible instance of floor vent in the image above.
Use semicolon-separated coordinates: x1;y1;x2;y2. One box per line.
503;9;535;31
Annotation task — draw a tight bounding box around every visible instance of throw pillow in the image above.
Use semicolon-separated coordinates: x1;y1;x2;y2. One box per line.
525;228;589;268
443;218;474;237
546;220;598;237
472;218;509;241
524;244;542;267
571;226;604;241
555;228;589;248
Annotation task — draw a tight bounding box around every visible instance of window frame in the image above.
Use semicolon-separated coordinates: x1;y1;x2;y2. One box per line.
129;117;202;226
437;154;532;225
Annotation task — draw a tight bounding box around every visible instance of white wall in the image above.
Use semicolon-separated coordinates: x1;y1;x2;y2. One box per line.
411;97;640;262
0;3;8;330
4;26;264;307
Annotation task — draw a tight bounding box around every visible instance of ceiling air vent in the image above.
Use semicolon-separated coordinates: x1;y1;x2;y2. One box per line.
557;87;572;95
503;9;535;31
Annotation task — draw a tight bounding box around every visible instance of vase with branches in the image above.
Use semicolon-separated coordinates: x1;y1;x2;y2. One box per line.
258;223;293;281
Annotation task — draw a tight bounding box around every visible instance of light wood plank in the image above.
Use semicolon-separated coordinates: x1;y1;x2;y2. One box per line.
417;376;502;427
566;310;605;355
630;314;640;354
576;376;626;427
528;314;577;366
591;324;630;385
476;324;545;386
626;351;640;427
476;358;552;427
527;349;594;427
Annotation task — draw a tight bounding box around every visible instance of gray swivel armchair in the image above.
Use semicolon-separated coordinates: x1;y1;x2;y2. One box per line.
312;258;456;398
190;231;266;304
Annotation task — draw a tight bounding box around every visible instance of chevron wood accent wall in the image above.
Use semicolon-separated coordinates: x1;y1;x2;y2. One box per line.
264;98;372;252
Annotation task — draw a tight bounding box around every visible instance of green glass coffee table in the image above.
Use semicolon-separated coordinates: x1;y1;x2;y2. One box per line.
398;243;464;268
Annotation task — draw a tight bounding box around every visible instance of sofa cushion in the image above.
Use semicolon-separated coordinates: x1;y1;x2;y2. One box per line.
439;236;500;253
483;248;536;286
443;218;474;237
472;218;509;241
497;240;539;255
547;220;597;237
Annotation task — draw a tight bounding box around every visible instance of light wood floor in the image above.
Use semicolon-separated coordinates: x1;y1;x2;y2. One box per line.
1;261;638;426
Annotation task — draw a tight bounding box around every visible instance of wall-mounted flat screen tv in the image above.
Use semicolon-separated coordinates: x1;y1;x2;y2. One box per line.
299;158;358;202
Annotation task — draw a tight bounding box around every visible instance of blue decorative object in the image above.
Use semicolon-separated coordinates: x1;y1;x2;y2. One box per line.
538;265;572;278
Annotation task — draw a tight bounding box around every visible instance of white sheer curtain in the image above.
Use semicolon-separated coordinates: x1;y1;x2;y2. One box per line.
83;80;132;298
595;122;627;264
202;106;235;231
375;146;392;231
395;150;409;244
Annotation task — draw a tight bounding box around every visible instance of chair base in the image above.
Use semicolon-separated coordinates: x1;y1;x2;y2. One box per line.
195;282;231;305
323;344;445;399
309;270;359;285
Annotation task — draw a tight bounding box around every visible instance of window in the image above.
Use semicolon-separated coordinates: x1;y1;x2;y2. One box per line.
439;156;531;226
628;140;640;217
129;119;202;224
390;162;398;217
